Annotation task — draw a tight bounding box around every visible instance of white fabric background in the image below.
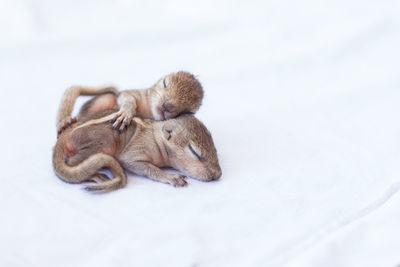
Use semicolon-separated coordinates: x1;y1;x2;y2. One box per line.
0;0;399;266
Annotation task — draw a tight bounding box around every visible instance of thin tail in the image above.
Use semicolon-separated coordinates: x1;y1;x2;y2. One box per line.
52;134;127;192
73;114;146;132
57;85;118;128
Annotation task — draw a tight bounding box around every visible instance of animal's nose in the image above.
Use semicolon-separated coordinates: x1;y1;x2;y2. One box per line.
157;103;166;119
210;168;222;181
157;103;166;113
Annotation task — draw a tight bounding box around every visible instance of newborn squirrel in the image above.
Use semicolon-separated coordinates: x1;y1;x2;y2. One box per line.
57;71;204;133
112;71;204;130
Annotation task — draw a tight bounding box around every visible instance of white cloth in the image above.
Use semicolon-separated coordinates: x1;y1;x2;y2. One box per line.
0;0;399;266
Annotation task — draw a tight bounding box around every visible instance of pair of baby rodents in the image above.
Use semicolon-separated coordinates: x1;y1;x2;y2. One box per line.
54;71;221;191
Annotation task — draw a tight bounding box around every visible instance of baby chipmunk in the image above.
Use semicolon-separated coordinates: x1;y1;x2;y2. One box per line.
57;71;204;134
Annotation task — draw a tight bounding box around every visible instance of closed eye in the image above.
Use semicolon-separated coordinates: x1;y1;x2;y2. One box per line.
188;144;201;160
163;79;167;88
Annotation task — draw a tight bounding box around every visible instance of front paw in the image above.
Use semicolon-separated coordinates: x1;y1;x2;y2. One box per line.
166;174;188;187
112;109;133;131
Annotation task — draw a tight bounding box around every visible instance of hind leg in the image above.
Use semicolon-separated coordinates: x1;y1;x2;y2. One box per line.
66;123;116;168
57;85;118;135
57;94;118;136
77;93;118;121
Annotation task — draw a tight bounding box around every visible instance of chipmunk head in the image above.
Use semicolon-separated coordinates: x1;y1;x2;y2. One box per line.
160;114;221;181
152;71;204;120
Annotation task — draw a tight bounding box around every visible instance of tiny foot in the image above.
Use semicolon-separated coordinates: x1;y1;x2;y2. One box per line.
57;116;77;135
166;174;188;187
89;173;110;183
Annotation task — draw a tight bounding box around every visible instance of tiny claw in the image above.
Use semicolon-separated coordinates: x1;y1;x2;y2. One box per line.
113;120;120;129
57;116;77;136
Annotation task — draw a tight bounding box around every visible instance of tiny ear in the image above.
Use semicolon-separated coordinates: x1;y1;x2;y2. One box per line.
162;121;176;141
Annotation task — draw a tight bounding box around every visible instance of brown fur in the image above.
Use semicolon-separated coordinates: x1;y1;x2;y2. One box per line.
56;85;118;134
168;71;203;113
111;71;204;130
53;84;220;192
57;71;204;133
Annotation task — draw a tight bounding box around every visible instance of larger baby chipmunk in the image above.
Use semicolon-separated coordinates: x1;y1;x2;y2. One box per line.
53;84;221;192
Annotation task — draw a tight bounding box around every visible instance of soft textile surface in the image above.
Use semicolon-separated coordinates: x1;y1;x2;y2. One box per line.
1;0;399;266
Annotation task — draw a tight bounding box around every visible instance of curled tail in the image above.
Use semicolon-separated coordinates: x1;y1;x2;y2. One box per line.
52;134;127;192
57;85;119;129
